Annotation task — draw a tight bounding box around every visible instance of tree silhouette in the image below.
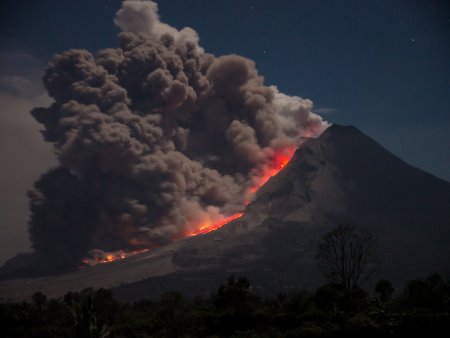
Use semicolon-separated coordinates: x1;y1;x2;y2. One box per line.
64;289;111;338
214;276;256;313
405;273;450;311
375;279;394;301
316;224;380;291
31;291;47;313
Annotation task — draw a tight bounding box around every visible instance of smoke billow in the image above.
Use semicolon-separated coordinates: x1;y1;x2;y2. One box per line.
28;0;328;269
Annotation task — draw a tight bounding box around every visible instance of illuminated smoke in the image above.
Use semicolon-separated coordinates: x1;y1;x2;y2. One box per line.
28;0;328;269
81;248;150;266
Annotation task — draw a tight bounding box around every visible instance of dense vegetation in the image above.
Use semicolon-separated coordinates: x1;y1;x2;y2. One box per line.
1;274;450;337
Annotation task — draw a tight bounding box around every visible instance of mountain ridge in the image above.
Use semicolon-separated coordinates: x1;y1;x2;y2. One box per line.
1;124;449;301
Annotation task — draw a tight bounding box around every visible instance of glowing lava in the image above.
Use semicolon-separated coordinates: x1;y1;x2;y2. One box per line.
187;212;244;237
81;248;149;266
248;146;296;194
189;146;296;236
81;146;296;265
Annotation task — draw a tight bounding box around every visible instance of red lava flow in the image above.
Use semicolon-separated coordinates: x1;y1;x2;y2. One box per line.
82;146;296;265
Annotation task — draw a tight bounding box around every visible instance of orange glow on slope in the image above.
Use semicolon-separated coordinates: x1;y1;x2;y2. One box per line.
188;146;296;236
187;212;244;237
248;146;296;194
81;248;149;266
81;146;297;265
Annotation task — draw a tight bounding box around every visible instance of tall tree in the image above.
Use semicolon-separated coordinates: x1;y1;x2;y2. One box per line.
316;224;380;291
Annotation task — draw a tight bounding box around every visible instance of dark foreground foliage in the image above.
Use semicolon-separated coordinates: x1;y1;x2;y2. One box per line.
1;274;450;337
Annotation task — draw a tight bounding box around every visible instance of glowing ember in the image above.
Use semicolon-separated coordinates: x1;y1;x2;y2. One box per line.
81;248;149;266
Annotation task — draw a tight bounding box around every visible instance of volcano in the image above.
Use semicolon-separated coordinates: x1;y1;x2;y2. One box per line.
1;124;449;300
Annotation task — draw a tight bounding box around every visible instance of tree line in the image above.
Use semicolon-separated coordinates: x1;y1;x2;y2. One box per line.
2;274;450;337
1;224;449;337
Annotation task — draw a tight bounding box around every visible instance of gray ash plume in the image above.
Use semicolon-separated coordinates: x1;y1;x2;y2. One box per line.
25;1;328;270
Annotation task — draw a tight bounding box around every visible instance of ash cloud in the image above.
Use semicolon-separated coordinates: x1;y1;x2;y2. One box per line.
27;0;328;269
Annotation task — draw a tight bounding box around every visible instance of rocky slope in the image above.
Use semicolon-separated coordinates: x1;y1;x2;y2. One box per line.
1;124;449;301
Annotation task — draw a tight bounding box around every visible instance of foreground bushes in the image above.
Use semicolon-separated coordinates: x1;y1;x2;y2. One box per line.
1;274;450;337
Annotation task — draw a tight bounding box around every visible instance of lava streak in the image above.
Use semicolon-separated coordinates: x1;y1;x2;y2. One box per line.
81;248;149;266
187;212;244;237
81;147;296;266
248;146;296;194
189;146;296;235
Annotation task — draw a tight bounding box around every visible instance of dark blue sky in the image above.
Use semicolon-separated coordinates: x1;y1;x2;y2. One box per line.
1;0;449;180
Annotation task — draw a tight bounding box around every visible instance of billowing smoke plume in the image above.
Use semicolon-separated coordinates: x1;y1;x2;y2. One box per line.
28;0;328;269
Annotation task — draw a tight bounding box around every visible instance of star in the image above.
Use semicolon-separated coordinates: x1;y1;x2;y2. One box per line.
410;38;416;43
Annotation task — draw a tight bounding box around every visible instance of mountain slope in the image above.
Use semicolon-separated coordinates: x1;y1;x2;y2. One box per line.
152;124;450;297
241;124;450;284
1;124;449;300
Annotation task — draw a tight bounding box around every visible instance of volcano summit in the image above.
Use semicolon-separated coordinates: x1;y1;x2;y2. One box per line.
1;124;449;300
1;1;449;300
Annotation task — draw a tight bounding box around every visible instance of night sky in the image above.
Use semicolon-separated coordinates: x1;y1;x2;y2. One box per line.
0;0;449;263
